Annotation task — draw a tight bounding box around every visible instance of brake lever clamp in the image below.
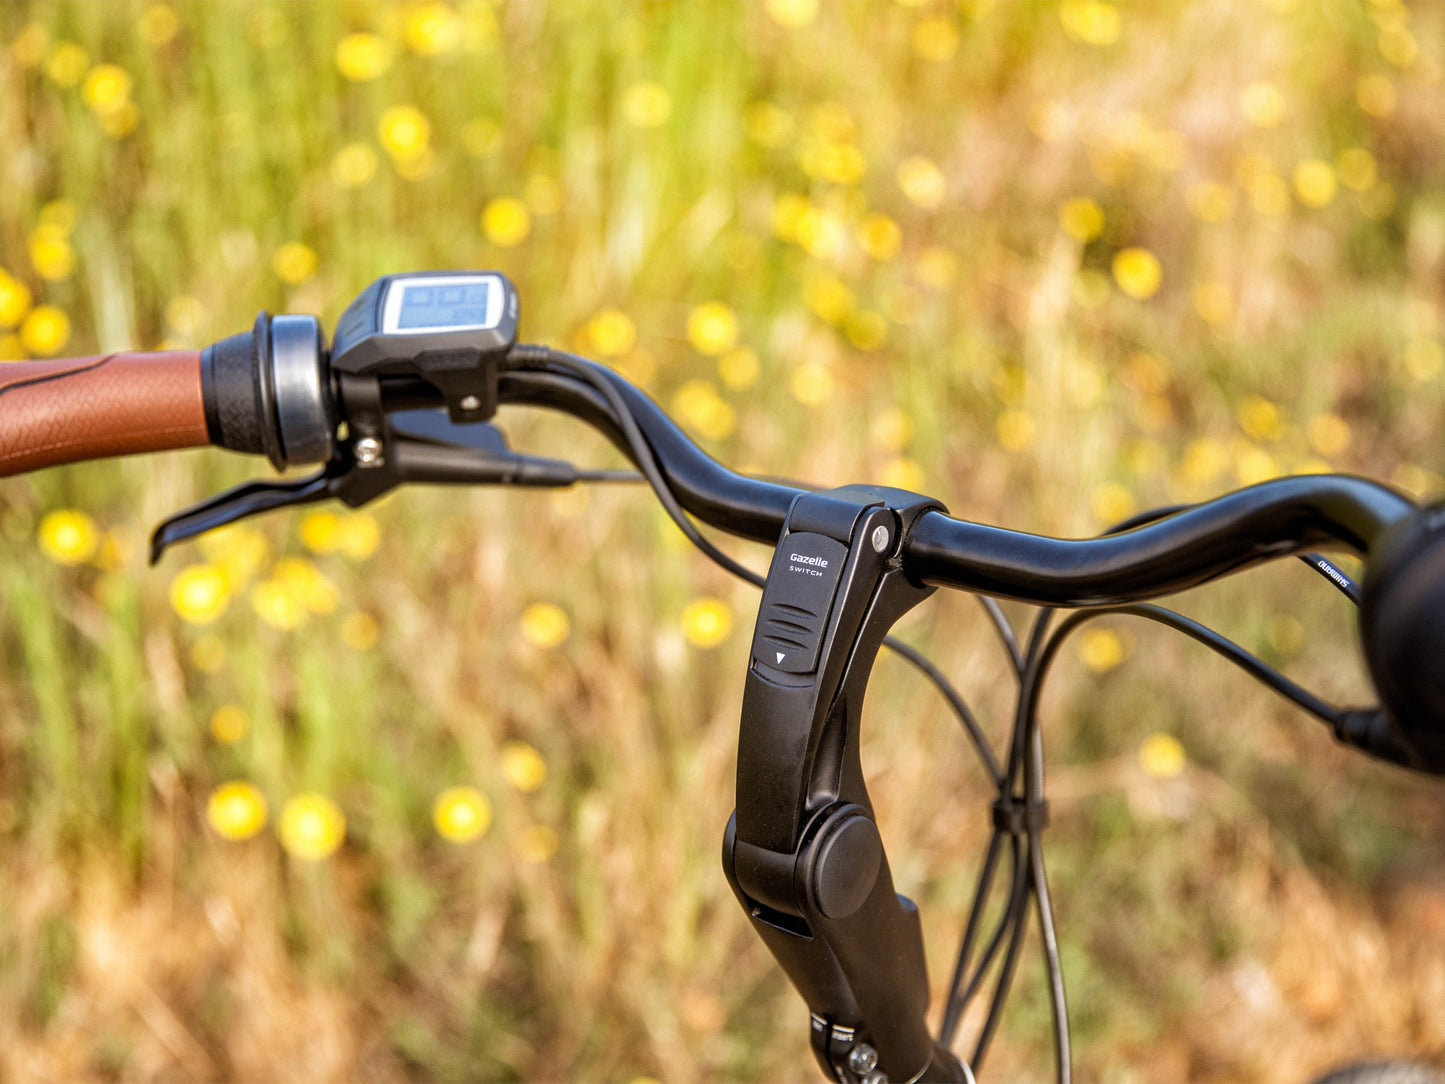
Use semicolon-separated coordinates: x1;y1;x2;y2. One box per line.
723;485;969;1084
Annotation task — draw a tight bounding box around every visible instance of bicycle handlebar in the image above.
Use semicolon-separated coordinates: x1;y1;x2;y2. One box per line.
0;349;209;476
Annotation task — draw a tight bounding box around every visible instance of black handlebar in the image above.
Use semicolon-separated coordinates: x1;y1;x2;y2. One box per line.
194;314;1445;776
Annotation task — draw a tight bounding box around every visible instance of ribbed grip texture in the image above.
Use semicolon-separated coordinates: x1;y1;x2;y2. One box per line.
203;329;266;455
0;350;208;477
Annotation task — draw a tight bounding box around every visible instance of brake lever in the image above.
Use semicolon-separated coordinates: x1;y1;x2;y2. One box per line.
150;411;586;564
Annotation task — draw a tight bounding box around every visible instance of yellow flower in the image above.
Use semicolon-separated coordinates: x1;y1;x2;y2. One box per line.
843;310;887;352
30;228;75;282
879;456;925;491
170;564;230;624
341;612;380;651
1059;196;1104;242
207;781;268;840
274;557;338;614
45;42;89;87
1240;81;1285;127
11;24;49;69
765;0;818;28
481;197;531;246
744;101;793;148
913;17;959;61
586;309;636;357
802;274;854;325
1111;247;1162;300
1186;181;1234;223
996;409;1036;451
278;793;345;860
139;5;181;46
1193;281;1233;325
405;2;464;55
521;602;569;648
82;63;131;116
500;740;547;792
1059;1;1120;45
19;306;69;356
1237;394;1284;441
0;334;22;360
1378;23;1418;67
1235;444;1280;486
623;81;672;128
915;247;957;289
99;101;140;139
300;510;339;553
1091;482;1135;526
0;270;32;329
1138;733;1185;778
671;379;736;441
1293;159;1336;208
789;361;834;407
198;524;269;585
272;242;317;286
190;634;226;673
515;824;559;863
717;347;759;391
251;579;306;630
393;147;436;182
682;597;733;648
38;509;99;565
1306;413;1351;457
433;786;492;842
857;213;902;261
378;105;431;160
209;704;248;744
331;143;380;189
1180;438;1225;484
1336;148;1377;193
1356;74;1396;117
336;512;380;560
1079;627;1126;673
1403;337;1443;382
685;302;739;356
897;156;945;209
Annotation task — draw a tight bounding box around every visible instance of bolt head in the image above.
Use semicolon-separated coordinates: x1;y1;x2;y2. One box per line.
354;436;383;467
459;394;482;411
848;1044;879;1075
870;525;890;553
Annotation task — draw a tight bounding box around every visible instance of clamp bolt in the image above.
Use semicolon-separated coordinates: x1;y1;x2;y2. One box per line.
848;1044;879;1075
354;436;384;468
459;394;482;411
870;525;890;553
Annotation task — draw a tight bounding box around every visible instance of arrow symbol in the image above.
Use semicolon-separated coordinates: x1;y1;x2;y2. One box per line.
776;652;786;664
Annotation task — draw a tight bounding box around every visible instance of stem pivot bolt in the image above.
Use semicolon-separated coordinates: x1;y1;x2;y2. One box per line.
848;1044;879;1075
354;437;384;467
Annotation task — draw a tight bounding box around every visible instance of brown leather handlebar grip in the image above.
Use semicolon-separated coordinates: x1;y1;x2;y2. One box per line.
0;351;210;477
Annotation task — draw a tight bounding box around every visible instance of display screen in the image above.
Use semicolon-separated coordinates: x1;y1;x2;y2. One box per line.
395;280;494;330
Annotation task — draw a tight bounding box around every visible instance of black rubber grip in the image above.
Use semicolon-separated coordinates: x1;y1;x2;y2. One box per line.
202;328;265;456
200;313;285;469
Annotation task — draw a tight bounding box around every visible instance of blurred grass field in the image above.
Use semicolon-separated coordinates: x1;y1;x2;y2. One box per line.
0;0;1444;1080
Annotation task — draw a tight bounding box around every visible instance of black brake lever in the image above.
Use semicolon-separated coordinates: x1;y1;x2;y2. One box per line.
150;411;588;564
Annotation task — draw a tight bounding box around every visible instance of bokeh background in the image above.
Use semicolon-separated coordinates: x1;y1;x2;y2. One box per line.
0;0;1443;1080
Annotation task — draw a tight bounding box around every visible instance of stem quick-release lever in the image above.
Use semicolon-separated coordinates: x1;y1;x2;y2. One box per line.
723;485;969;1084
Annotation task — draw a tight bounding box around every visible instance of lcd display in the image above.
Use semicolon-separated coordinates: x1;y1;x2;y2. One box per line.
396;280;494;330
